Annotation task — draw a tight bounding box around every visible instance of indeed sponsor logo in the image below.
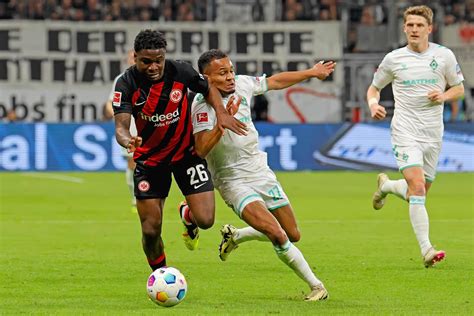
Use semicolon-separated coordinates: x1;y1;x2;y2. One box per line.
140;109;180;127
402;78;438;86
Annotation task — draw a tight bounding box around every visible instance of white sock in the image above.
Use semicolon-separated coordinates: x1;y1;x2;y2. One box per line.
382;179;408;200
274;240;322;289
234;227;269;244
409;196;432;256
125;167;136;206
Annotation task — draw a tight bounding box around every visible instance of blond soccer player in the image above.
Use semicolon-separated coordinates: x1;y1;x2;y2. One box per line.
367;5;464;267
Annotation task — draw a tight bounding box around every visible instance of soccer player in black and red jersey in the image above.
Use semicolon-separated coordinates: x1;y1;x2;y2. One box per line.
112;29;247;271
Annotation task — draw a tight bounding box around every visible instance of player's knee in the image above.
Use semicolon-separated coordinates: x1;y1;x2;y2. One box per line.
411;181;426;196
288;229;301;243
196;216;214;230
266;226;288;245
141;218;162;240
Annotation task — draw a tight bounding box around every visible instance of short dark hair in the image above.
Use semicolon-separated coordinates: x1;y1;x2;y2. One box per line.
134;29;167;52
198;49;228;73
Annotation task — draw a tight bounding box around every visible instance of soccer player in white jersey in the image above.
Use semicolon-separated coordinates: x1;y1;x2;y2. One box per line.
190;49;335;301
367;5;465;268
105;50;137;211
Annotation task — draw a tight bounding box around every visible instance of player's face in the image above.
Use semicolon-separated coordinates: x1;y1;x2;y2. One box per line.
205;57;235;95
404;15;432;50
135;49;166;81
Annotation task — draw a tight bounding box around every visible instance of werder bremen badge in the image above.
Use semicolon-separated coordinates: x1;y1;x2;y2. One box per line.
430;57;438;71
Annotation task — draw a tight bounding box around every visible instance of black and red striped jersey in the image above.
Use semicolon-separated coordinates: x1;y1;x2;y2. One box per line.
112;60;209;166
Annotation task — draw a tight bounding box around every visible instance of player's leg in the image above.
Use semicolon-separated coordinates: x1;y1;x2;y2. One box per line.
173;156;214;250
403;166;433;256
137;198;167;270
126;157;137;210
418;142;445;267
185;191;215;229
217;182;271;259
403;164;445;267
134;163;172;271
220;176;300;249
241;202;327;300
122;147;137;211
372;173;410;210
372;143;411;210
272;204;301;242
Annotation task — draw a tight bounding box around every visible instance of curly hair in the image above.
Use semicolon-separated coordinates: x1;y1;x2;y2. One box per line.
134;29;167;52
198;49;228;73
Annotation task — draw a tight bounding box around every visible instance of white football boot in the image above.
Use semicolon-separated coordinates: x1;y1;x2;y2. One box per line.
372;173;389;210
219;224;239;261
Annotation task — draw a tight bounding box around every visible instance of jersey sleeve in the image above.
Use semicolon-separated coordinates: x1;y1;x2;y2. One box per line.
444;49;464;87
108;75;121;102
372;54;394;90
191;94;217;134
112;74;133;115
249;75;268;96
179;61;210;96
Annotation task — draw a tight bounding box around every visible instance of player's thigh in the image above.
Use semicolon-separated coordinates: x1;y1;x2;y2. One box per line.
134;163;172;199
272;204;300;242
185;191;215;228
241;201;286;243
422;141;441;183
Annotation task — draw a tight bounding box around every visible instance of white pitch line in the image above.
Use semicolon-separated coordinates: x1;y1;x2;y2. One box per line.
21;173;85;183
0;219;468;225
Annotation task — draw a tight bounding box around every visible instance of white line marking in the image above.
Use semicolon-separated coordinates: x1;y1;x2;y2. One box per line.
21;173;85;183
0;219;467;225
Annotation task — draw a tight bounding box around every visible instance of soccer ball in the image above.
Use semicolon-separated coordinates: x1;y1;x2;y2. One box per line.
146;267;187;307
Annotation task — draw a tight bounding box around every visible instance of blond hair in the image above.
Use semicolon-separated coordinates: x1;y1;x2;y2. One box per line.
403;5;433;25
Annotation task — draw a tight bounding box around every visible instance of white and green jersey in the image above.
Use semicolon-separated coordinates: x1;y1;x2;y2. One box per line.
372;42;464;142
191;75;268;188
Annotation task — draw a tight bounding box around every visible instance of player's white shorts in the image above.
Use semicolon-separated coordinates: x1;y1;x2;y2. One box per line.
216;168;290;218
391;137;442;182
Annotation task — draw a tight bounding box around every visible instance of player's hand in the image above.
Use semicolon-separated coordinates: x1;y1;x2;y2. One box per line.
427;90;445;104
216;111;247;136
369;104;386;120
312;61;336;80
127;136;142;153
225;95;242;116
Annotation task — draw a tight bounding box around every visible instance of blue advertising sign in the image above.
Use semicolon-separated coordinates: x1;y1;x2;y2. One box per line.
0;122;473;172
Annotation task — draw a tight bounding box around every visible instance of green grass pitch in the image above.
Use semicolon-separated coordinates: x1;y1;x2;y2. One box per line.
1;171;472;315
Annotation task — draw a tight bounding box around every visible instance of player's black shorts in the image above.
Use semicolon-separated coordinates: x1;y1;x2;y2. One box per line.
133;155;214;199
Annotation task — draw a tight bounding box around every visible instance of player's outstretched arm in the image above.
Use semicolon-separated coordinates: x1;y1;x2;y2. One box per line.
267;61;336;91
367;84;386;120
194;96;241;158
205;85;247;136
115;112;142;153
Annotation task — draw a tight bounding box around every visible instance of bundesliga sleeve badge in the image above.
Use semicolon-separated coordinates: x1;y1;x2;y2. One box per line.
112;92;122;107
196;112;208;124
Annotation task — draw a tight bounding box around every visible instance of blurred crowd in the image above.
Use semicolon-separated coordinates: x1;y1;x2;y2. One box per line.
0;0;471;23
0;0;209;21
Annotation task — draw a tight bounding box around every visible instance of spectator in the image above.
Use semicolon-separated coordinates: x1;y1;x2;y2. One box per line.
85;0;102;21
176;3;194;21
283;0;304;21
